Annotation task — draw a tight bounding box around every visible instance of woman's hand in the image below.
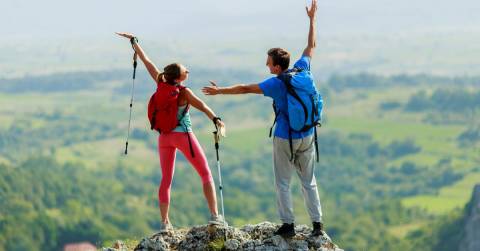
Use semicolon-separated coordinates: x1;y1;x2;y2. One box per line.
115;32;135;40
216;120;227;138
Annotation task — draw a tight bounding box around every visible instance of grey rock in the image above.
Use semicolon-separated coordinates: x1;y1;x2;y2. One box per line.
269;235;290;249
103;222;341;251
225;239;241;250
135;236;169;251
290;239;309;251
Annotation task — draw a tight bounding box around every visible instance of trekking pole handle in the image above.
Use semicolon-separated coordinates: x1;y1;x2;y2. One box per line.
213;131;219;147
132;52;138;79
213;131;220;162
130;37;139;76
212;117;222;142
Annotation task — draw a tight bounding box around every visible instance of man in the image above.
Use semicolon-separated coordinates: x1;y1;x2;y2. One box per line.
202;0;324;237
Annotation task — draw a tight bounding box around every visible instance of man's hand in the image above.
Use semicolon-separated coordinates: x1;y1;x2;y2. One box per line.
306;0;318;20
203;81;263;95
303;0;317;58
202;81;221;95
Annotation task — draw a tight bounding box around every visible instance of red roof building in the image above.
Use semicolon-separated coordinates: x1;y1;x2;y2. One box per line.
63;242;97;251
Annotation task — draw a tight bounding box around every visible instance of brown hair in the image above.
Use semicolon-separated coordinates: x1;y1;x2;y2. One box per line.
158;63;182;85
267;48;290;71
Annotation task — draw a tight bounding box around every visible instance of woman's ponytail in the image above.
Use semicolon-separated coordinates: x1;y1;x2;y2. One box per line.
157;72;165;83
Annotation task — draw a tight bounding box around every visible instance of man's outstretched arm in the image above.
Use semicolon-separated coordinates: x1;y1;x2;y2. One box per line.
303;0;318;58
202;81;263;95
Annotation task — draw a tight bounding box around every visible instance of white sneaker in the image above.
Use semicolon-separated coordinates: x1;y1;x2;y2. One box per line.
159;222;173;232
209;214;228;226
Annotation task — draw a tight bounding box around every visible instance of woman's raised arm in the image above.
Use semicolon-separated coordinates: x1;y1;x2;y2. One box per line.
185;88;226;136
116;32;161;84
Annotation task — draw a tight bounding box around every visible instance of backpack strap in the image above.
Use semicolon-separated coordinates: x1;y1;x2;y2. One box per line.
269;101;279;138
277;68;309;132
276;68;303;161
150;92;157;130
288;129;294;162
177;86;195;158
314;126;319;163
178;104;195;158
177;86;190;121
185;127;195;158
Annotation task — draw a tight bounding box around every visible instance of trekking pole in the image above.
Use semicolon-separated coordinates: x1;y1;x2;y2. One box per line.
125;37;138;155
213;119;228;237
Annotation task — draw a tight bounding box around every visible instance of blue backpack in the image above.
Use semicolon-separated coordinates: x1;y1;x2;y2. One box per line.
269;67;323;161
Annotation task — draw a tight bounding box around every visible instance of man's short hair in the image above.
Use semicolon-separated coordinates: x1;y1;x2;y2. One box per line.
268;48;290;71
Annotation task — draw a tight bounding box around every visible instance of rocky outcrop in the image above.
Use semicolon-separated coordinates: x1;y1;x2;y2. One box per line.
460;184;480;251
104;221;342;251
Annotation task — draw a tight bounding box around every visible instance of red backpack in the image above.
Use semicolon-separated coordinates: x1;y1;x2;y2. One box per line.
147;82;189;134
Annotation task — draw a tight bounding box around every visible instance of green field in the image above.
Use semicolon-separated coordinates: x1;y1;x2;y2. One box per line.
402;173;480;215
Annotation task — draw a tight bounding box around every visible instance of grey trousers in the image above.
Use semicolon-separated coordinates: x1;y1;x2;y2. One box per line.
273;135;323;224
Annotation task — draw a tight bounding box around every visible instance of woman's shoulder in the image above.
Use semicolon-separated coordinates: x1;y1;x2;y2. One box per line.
178;87;190;105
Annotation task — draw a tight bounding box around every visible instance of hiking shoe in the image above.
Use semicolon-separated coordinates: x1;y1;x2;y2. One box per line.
159;222;173;232
209;214;228;226
311;222;324;237
274;223;295;238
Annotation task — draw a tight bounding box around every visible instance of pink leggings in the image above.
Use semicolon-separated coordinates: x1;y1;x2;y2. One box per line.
158;131;214;204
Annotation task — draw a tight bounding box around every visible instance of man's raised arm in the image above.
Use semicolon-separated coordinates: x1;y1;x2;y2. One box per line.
202;81;263;95
303;0;318;58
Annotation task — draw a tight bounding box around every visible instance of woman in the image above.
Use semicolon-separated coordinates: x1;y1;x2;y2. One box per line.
116;32;226;231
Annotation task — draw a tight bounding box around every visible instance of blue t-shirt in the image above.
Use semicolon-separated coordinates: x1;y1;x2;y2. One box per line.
259;56;314;139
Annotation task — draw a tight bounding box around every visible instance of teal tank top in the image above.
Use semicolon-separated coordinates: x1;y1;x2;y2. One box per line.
173;105;192;132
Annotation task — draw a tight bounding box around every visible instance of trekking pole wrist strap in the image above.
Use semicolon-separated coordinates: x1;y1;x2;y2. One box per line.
130;37;138;45
212;117;222;126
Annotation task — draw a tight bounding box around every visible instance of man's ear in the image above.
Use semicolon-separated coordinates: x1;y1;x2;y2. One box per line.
274;65;283;74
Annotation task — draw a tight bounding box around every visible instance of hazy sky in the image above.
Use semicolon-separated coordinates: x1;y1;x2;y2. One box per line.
2;0;480;77
3;0;480;41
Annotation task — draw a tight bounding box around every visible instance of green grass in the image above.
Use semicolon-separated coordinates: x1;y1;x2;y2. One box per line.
55;139;157;170
325;113;477;216
0;156;10;165
323;105;478;216
402;173;480;215
327;117;463;147
388;221;427;239
390;153;443;167
195;126;271;156
326;116;474;169
0;114;14;129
